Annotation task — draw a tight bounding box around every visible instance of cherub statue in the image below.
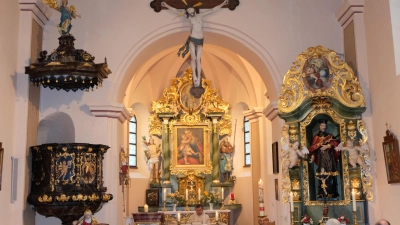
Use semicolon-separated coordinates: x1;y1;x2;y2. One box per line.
335;139;369;170
42;0;81;35
281;141;309;173
72;209;98;225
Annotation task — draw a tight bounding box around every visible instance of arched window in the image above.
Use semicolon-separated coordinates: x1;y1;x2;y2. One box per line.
244;117;250;166
129;115;137;167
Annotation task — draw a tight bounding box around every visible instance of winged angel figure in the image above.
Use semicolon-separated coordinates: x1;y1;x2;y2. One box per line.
280;141;309;174
42;0;81;35
335;139;369;170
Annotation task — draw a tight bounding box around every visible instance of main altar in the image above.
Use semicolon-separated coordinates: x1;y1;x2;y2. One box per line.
137;69;241;224
278;46;373;225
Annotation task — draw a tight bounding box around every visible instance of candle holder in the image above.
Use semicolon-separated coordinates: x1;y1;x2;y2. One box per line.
162;200;167;211
257;215;269;225
353;211;359;225
229;198;236;205
291;211;294;225
220;201;226;210
185;202;189;211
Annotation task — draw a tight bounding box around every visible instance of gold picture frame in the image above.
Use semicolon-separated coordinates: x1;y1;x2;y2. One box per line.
170;123;212;176
0;142;3;190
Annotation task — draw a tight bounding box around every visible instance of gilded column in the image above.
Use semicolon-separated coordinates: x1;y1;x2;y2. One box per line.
161;117;171;185
208;113;223;183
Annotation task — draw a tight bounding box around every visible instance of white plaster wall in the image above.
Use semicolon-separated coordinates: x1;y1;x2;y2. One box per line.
0;0;19;224
364;0;400;223
31;0;344;224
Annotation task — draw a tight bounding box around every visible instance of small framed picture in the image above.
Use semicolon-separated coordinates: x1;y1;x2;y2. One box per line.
272;142;279;174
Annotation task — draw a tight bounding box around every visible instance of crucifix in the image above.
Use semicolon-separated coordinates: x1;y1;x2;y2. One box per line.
153;0;239;98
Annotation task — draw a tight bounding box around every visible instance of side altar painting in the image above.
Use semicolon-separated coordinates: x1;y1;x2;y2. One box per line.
278;46;373;225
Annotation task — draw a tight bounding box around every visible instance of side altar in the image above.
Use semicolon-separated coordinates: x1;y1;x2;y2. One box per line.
278;46;373;225
139;69;241;223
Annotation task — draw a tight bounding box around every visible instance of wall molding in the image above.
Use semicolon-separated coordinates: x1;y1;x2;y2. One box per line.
87;102;131;123
243;107;264;122
263;101;278;121
336;0;364;27
19;1;51;27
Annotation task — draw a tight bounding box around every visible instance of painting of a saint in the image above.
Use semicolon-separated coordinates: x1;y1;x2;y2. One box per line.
180;83;202;110
384;144;400;182
81;154;96;184
177;128;204;165
303;57;332;91
57;155;74;182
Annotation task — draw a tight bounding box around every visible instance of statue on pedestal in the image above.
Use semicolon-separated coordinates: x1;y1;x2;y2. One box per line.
42;0;81;35
219;137;234;182
143;137;162;184
309;120;340;199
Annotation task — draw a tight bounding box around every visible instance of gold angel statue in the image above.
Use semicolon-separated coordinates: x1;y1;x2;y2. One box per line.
42;0;81;35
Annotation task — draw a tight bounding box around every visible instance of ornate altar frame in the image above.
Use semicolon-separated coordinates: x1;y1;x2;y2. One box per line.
278;46;373;208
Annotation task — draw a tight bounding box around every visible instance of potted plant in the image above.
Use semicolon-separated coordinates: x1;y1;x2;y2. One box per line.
167;191;185;211
203;191;220;210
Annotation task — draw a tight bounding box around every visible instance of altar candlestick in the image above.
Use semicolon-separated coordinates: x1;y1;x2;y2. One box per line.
221;188;224;199
216;211;219;221
289;192;294;212
198;188;201;201
186;189;188;200
144;204;148;212
352;189;356;212
163;188;166;201
177;212;181;222
231;193;234;199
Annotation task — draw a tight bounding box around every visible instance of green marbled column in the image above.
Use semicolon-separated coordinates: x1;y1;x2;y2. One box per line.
211;122;220;183
162;120;171;184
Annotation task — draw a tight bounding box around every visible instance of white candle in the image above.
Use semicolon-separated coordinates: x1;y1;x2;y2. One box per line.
216;211;219;221
186;189;188;200
177;212;181;222
163;188;166;201
221;188;224;199
258;179;263;201
259;202;265;216
198;188;201;201
352;189;356;211
289;192;294;212
144;204;148;212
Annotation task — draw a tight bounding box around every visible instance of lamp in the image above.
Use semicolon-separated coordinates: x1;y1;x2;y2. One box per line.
25;35;111;92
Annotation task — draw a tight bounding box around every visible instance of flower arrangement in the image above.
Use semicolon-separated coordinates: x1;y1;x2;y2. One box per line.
337;215;349;224
203;191;220;204
167;191;185;206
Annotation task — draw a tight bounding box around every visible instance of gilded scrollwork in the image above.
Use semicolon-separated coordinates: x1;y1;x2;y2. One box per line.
149;68;231;136
56;194;70;202
38;195;53;203
281;125;291;203
72;194;87;201
278;46;365;114
357;120;373;201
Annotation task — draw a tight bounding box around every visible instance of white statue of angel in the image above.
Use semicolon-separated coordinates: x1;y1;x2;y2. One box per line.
335;139;369;170
281;141;309;173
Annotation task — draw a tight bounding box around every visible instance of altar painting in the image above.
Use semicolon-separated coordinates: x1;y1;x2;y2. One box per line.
171;124;212;175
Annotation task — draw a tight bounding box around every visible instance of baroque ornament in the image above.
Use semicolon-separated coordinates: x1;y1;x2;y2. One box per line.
149;68;231;134
278;46;365;113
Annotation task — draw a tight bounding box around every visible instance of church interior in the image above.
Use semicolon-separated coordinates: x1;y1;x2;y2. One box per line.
1;0;400;224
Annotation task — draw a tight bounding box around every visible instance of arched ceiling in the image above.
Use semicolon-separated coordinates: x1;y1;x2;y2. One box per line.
125;42;268;110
